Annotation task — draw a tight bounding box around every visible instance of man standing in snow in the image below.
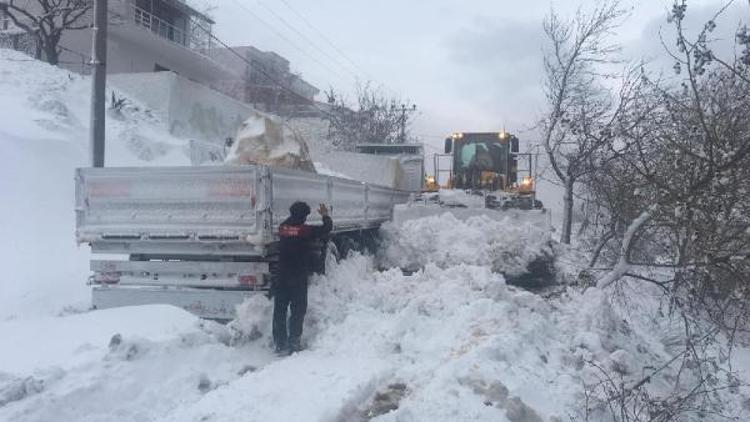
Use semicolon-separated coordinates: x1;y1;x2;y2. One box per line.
273;201;332;354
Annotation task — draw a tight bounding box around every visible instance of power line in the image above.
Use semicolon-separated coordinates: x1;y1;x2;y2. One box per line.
227;0;347;88
256;0;360;82
276;0;375;82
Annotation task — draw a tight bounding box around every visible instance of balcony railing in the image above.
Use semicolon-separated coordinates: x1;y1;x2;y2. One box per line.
133;5;187;46
1;15;11;31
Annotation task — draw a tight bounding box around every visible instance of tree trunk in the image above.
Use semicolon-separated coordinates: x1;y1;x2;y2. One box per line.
561;178;575;244
44;45;60;65
34;38;42;60
36;32;61;66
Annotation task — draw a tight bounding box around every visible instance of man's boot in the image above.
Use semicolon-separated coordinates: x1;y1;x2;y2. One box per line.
289;337;303;353
274;342;289;356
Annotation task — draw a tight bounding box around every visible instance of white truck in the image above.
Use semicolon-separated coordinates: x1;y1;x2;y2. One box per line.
75;164;411;320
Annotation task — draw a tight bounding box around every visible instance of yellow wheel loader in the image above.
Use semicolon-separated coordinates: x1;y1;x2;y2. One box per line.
429;131;543;210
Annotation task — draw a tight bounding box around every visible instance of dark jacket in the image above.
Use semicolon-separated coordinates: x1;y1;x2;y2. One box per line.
278;215;333;280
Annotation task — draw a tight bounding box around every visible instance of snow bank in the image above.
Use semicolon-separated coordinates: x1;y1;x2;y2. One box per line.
380;209;554;276
1;230;748;421
0;305;274;422
0;49;192;320
0;305;197;374
215;252;732;422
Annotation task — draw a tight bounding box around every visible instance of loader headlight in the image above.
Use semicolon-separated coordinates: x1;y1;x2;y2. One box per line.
521;176;533;187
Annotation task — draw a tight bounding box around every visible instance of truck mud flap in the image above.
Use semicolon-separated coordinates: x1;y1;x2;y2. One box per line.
92;286;259;321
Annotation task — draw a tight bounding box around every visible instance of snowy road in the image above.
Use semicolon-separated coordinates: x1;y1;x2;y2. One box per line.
1;197;749;421
0;256;569;422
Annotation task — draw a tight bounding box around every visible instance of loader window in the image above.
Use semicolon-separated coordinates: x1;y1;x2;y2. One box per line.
456;141;508;175
458;143;496;170
459;143;478;169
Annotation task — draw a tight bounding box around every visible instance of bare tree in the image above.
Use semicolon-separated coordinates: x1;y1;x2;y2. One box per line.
324;82;415;150
596;0;750;294
0;0;92;66
540;0;629;244
577;2;750;419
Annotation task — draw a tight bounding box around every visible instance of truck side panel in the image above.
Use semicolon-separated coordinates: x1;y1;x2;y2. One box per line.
76;164;411;319
76;166;260;242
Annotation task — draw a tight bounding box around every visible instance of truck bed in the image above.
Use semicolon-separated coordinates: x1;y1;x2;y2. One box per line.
75;164;411;319
76;165;410;256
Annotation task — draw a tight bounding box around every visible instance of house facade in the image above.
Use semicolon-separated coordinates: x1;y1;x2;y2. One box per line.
0;0;319;113
208;45;320;114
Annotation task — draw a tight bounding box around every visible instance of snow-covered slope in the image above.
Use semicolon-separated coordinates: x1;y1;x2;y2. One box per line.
0;49;191;320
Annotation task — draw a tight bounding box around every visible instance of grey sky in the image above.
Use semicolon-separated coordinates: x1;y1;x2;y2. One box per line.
211;0;745;152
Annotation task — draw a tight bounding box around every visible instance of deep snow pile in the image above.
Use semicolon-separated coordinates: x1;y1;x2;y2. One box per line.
381;206;554;276
0;306;276;421
1;213;749;420
197;255;750;421
0;49;192;320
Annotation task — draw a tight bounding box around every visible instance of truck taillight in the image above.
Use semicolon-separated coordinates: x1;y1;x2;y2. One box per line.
94;272;120;284
238;275;257;286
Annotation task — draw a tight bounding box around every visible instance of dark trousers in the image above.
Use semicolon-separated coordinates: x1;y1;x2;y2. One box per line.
272;277;308;347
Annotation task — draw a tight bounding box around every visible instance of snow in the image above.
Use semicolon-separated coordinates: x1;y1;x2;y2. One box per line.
0;49;193;320
2;49;750;422
312;150;406;189
597;206;655;288
224;111;316;172
313;161;355;179
0;305;275;422
381;207;553;275
0;305;197;374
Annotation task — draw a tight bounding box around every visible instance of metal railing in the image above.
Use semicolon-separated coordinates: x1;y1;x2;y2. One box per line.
1;15;11;31
133;5;187;46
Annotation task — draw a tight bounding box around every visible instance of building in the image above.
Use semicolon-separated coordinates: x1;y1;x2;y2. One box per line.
0;0;319;113
208;45;320;114
1;0;231;81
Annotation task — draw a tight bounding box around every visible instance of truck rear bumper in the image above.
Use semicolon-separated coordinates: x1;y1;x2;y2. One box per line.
92;286;260;321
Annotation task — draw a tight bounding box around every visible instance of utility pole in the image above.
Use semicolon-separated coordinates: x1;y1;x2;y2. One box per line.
90;0;108;167
393;103;416;144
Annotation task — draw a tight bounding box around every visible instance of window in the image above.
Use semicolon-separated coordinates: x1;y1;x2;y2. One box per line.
1;10;9;31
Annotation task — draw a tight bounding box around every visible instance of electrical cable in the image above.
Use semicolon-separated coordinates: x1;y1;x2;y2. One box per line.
256;0;360;82
227;0;347;88
277;0;374;82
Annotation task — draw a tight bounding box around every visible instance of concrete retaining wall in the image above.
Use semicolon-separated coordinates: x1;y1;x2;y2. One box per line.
110;72;254;144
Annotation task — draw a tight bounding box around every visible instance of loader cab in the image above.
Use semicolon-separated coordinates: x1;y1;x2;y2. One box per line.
444;132;518;191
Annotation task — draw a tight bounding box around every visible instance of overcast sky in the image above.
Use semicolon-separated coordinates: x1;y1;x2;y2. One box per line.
211;0;746;153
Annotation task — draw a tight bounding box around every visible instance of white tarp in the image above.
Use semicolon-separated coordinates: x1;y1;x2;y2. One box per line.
225;112;410;190
225;111;316;173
